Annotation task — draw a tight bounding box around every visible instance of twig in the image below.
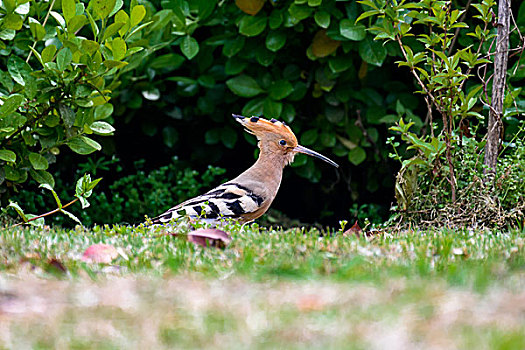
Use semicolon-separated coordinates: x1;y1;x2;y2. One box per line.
11;198;78;228
26;0;57;63
448;0;473;55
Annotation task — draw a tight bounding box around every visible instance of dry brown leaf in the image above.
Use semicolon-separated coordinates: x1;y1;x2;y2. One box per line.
343;220;362;237
82;244;118;264
235;0;265;16
47;258;67;273
188;228;232;249
358;60;368;80
296;295;325;312
311;30;340;58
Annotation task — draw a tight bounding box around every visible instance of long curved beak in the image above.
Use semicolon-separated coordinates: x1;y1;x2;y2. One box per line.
293;145;339;168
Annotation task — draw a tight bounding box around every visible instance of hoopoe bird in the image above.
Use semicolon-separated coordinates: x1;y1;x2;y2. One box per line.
150;114;339;225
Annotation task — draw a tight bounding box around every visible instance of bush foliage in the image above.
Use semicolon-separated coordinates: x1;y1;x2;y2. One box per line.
0;0;147;197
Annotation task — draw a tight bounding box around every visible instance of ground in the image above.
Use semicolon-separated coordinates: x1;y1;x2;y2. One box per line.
0;221;524;349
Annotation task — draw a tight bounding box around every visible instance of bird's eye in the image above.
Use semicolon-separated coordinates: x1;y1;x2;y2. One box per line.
279;140;287;146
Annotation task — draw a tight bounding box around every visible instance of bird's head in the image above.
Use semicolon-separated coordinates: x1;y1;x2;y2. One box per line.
233;114;339;168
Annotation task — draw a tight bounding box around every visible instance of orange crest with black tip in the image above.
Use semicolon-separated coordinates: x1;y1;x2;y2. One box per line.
232;114;298;147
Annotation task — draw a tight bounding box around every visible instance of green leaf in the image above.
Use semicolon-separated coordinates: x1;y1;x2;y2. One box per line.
111;37;127;60
314;11;330;28
50;11;66;28
348;146;366;165
226;75;264;97
115;10;130;35
26;215;45;227
67;136;102;154
62;0;76;22
518;1;525;25
300;129;318;145
92;0;116;19
0;93;24;116
340;19;366;41
4;14;23;30
81;39;99;55
101;22;125;41
223;36;245;57
263;99;283;118
109;0;123;17
125;20;152;40
60;209;82;224
181;36;199;60
3;165;26;183
8;201;27;222
86;177;102;192
269;80;293;100
328;56;353;73
269;10;283;29
29;19;46;41
90;121;115;135
242;97;265;116
78;196;90;208
0;29;16;41
130;5;146;27
40;183;62;209
150;53;184;69
0;149;16;163
0;71;14;92
359;36;387;66
30;169;55;187
355;10;380;24
162;126;179;148
29;153;49;170
94;103;114;120
239;15;267;37
204;128;220;144
220;126;238;149
68;15;87;33
59;103;75;128
266;31;286;52
41;45;57;63
7;56;31;86
56;48;73;71
288;4;313;21
320;132;336;147
103;60;128;69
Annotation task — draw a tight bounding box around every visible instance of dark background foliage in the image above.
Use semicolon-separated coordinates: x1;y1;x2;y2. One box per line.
4;0;525;226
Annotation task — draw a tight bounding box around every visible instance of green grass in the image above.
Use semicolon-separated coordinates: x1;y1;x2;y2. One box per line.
0;221;524;349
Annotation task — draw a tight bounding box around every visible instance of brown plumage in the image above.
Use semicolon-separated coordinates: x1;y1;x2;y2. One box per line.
151;114;339;225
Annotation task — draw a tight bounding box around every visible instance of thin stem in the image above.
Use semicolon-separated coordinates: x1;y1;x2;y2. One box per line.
26;0;57;63
11;198;79;228
448;0;473;55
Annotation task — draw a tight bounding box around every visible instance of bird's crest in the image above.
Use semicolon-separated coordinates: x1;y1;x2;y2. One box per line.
232;114;297;144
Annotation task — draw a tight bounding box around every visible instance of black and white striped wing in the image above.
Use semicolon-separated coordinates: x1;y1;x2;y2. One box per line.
151;182;265;224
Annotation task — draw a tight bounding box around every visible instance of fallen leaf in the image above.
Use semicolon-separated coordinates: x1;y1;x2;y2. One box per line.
188;228;232;249
343;220;362;237
47;258;67;273
82;244;118;264
296;295;325;312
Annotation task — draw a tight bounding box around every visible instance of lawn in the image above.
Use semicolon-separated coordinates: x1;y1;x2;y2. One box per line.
0;221;524;349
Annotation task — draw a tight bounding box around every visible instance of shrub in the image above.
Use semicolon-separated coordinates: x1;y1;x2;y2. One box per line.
0;0;147;202
8;157;226;226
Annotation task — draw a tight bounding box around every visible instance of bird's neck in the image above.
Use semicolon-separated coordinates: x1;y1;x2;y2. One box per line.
233;148;286;198
248;149;286;180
